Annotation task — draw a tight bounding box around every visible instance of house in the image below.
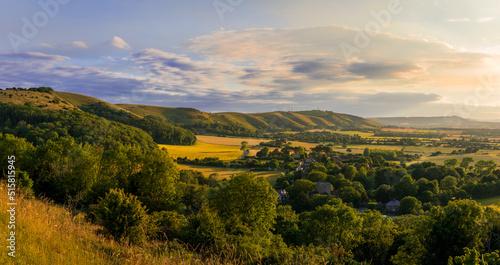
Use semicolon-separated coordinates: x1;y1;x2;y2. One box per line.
277;190;288;202
385;199;400;212
306;182;339;198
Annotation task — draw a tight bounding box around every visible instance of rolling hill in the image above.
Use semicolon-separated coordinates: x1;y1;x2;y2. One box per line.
0;88;383;136
369;116;500;129
117;104;384;134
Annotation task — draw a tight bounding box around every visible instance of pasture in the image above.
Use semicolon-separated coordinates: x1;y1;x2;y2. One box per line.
475;195;500;206
160;142;243;161
178;164;283;185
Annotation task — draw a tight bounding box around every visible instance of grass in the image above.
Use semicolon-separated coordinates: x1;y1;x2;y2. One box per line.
160;142;243;161
475;195;500;206
0;90;75;111
178;164;284;185
0;183;232;265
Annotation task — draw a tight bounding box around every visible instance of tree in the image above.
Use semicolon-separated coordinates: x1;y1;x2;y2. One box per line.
344;165;357;181
356;210;396;264
399;196;422;215
94;188;149;243
303;203;362;252
339;186;362;207
444;158;459;167
275;205;302;246
474;160;497;177
441;176;458;190
240;141;248;151
268;159;279;170
427;199;485;265
256;146;270;159
460;157;475;170
306;171;327;182
391;175;418;200
374;184;391;203
211;173;278;233
32;137;100;202
132;148;179;212
448;247;500;265
286;179;316;212
185;208;225;247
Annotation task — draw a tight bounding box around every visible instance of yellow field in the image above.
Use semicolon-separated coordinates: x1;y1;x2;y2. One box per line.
178;164;283;185
196;135;264;146
333;130;375;137
160;142;243;161
196;135;320;149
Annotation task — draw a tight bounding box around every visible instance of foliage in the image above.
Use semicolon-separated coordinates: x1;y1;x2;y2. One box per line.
94;188;149;243
80;102;196;145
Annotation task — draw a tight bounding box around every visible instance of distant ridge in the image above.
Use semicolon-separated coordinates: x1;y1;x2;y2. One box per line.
117;104;384;133
368;116;500;129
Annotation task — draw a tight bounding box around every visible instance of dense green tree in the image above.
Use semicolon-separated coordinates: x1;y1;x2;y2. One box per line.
441;176;458;190
444;158;459;167
131;148;179;212
355;210;396;264
461;157;475;170
32;137;100;202
303;203;362;253
374;184;391;203
94;188;149;243
275;205;302;246
211;173;278;233
399;196;422;215
427;200;485;265
391;175;418;200
306;170;327;182
286;179;316;212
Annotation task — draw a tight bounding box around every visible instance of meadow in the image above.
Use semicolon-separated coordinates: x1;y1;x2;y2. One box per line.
178;164;283;185
160;142;243;161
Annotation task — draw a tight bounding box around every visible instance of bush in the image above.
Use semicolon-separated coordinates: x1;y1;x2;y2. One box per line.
94;188;149;243
399;196;422;215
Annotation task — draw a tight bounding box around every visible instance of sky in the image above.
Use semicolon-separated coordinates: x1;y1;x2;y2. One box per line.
1;0;500;119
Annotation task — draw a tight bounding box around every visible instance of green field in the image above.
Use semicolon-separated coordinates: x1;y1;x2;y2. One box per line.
160;142;243;161
178;164;283;185
475;195;500;206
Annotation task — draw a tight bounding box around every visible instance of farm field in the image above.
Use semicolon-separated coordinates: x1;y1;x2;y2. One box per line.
196;135;320;149
178;164;283;185
160;142;243;161
475;195;500;206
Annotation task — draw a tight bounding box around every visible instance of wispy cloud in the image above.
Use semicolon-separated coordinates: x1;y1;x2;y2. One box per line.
2;52;70;61
477;17;494;23
447;18;471;22
107;36;131;50
41;41;89;50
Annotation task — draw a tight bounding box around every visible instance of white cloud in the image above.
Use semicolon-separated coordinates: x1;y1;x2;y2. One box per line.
447;18;471;22
477;17;494;23
41;41;89;50
107;36;132;50
2;52;70;61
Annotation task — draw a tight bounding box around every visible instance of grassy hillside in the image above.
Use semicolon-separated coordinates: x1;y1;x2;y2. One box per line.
0;88;196;145
369;116;500;129
118;104;384;134
0;183;229;265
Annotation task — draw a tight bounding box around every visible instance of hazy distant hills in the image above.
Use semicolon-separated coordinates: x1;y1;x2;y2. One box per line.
369;116;500;129
117;104;383;132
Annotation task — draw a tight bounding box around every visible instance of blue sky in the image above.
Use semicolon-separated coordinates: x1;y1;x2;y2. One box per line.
2;0;500;119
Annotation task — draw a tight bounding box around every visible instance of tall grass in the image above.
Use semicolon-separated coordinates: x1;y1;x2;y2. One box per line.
0;182;230;265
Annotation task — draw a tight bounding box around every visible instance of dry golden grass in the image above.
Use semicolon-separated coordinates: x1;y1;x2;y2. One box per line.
0;183;238;265
196;135;265;146
177;164;284;185
160;142;243;161
0;90;75;111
